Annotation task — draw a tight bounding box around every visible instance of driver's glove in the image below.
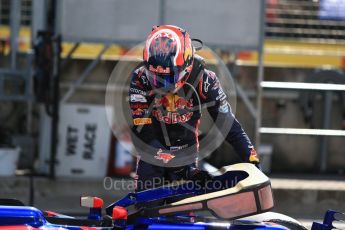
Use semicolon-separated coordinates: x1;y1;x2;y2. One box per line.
187;167;213;185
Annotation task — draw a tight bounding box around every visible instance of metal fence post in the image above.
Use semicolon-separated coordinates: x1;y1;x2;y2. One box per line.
320;91;333;172
9;0;21;70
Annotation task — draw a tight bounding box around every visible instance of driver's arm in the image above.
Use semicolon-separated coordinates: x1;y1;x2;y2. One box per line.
129;68;156;149
202;70;260;165
129;68;166;154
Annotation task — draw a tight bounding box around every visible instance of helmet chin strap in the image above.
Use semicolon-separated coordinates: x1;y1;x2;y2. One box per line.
171;71;190;93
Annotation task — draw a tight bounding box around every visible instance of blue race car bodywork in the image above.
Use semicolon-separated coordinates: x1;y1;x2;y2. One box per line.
0;205;296;230
0;163;342;230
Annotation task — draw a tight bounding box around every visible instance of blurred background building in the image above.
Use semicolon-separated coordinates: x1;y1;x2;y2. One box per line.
0;0;345;176
0;0;345;174
0;0;344;220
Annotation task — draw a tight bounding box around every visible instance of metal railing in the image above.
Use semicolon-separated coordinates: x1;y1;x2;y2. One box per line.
258;76;345;173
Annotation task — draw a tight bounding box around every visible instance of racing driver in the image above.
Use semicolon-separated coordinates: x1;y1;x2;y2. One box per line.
129;25;260;192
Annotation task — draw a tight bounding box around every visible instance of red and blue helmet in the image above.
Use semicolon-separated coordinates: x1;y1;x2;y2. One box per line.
143;25;194;92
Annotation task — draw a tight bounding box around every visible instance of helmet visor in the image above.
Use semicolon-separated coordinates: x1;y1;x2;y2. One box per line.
152;73;177;90
146;66;187;92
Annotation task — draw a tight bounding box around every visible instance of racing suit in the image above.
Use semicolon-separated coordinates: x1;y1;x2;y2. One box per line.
129;57;259;191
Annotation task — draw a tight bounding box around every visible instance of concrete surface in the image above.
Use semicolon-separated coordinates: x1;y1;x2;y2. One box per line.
271;175;345;219
0;176;130;214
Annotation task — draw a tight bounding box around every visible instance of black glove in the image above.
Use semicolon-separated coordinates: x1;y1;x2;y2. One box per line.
187;167;213;185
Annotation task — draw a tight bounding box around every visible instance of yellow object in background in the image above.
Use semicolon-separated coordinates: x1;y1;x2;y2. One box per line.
1;26;345;69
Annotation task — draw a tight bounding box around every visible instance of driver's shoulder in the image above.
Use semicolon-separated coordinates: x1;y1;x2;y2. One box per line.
132;65;147;80
203;68;218;82
199;68;220;92
130;65;151;90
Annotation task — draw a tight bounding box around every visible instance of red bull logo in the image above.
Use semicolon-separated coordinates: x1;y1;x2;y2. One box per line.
152;110;193;124
154;149;175;163
153;93;194;124
131;108;145;116
175;97;193;110
149;65;171;74
154;93;193;112
154;95;171;110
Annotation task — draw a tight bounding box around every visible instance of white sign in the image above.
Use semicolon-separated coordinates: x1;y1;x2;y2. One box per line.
55;104;112;178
